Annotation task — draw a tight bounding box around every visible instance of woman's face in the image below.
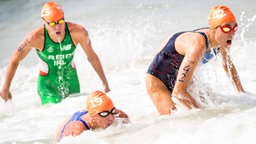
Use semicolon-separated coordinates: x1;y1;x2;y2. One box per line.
214;21;238;48
43;18;66;41
93;108;115;129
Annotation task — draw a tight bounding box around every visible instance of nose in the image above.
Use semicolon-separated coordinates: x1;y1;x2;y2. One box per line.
229;30;236;38
107;114;115;121
54;24;62;30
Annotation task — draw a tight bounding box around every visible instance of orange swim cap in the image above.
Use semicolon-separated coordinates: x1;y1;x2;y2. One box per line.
208;5;236;29
41;1;64;22
86;90;114;116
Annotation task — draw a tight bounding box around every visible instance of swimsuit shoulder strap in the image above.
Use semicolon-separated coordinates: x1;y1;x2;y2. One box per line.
196;32;209;49
59;110;90;140
192;27;210;49
77;111;90;130
193;27;209;32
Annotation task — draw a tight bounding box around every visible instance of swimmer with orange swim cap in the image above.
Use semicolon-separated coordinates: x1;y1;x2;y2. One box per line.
56;90;129;141
0;1;110;104
146;5;246;115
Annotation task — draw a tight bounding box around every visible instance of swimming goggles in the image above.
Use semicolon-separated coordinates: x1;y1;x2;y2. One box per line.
47;18;65;27
98;107;116;117
219;24;238;33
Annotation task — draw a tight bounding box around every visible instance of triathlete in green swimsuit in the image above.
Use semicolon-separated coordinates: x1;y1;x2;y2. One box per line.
0;2;110;104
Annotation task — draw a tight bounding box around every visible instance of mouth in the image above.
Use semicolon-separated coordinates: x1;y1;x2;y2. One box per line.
56;31;61;35
104;123;111;128
226;39;232;45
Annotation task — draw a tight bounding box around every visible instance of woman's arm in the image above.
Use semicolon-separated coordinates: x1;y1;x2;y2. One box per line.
115;108;130;123
219;47;245;93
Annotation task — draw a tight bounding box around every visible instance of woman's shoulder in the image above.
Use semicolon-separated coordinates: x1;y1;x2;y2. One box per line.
67;22;87;33
176;31;206;45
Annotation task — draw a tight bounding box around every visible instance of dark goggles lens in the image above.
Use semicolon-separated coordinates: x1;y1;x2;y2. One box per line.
98;107;116;117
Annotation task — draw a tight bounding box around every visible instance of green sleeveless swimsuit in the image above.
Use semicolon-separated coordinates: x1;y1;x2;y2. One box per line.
36;23;80;104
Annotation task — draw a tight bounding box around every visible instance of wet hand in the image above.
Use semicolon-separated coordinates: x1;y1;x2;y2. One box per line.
175;95;199;109
0;90;12;102
115;109;130;124
181;98;198;109
103;83;110;93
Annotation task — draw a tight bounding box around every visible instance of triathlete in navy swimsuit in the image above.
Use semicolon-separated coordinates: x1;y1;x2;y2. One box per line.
147;31;210;92
145;5;245;115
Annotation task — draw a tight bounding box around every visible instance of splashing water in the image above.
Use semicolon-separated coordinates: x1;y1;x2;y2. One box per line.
1;0;256;144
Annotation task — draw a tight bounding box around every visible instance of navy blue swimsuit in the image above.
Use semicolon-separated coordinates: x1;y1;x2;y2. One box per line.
147;31;215;92
59;110;90;140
